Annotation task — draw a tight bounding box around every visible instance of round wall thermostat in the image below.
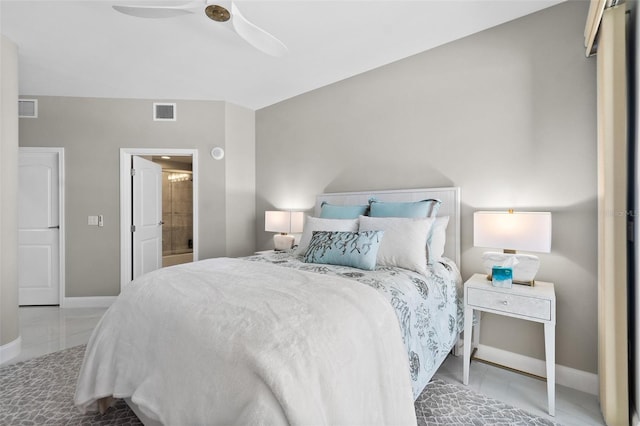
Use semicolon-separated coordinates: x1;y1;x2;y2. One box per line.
210;147;225;160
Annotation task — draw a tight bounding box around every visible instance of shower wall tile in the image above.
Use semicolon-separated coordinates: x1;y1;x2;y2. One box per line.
162;177;193;255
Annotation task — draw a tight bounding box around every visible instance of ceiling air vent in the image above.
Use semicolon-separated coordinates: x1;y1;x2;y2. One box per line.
153;103;176;121
18;99;38;118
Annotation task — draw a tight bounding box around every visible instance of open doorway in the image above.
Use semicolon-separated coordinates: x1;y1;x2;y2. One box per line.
150;156;194;267
120;148;199;291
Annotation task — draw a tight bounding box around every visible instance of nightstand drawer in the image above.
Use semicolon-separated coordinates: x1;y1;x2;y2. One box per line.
467;287;552;321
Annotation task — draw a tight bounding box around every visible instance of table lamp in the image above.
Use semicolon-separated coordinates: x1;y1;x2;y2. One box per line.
473;210;552;286
265;211;304;250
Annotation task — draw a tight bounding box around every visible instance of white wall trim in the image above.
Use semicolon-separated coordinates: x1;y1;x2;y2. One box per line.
0;336;21;364
476;344;599;396
19;147;65;306
120;148;199;292
62;296;117;309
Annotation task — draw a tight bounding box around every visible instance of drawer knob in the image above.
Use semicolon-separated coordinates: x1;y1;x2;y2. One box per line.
501;300;508;305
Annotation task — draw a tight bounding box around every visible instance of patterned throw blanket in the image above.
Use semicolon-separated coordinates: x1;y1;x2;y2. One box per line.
247;250;464;398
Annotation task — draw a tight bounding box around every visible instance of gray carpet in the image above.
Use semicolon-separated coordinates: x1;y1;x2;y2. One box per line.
0;345;559;425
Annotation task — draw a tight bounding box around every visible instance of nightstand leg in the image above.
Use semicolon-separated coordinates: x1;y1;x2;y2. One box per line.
463;307;474;385
544;322;555;416
473;311;481;349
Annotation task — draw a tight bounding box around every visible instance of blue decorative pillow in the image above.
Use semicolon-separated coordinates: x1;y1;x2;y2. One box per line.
303;230;384;271
369;198;441;218
319;202;369;219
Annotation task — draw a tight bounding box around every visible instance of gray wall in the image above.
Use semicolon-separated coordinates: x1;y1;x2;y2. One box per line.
256;1;597;373
225;103;256;257
19;97;256;298
1;36;20;347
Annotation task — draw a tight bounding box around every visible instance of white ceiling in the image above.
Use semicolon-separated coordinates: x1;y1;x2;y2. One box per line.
1;0;564;110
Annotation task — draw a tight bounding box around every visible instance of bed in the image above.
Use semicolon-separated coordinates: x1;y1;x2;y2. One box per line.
74;187;463;425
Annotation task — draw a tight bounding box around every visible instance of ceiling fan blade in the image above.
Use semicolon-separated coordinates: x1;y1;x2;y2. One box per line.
230;2;287;57
113;2;199;19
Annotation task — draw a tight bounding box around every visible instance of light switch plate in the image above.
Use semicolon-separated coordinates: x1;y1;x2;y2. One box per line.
88;215;99;226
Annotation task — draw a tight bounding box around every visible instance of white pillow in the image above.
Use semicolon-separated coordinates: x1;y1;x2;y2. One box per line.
295;216;359;255
358;215;435;275
427;216;449;264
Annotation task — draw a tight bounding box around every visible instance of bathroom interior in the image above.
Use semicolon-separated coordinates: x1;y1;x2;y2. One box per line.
151;156;193;267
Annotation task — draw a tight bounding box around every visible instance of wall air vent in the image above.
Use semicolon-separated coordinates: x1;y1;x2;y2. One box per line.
153;103;176;121
18;99;38;118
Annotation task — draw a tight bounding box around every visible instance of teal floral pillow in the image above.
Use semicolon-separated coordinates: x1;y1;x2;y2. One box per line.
303;230;384;271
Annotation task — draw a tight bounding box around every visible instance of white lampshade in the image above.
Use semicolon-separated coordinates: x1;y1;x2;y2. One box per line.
265;211;304;234
473;211;552;253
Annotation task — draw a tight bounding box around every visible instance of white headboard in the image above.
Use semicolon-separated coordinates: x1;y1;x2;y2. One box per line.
315;187;461;266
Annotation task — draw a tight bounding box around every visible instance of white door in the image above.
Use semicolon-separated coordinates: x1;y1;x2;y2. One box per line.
132;156;162;279
18;150;61;305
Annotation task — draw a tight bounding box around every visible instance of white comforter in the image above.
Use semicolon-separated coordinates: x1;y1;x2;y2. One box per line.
74;258;417;425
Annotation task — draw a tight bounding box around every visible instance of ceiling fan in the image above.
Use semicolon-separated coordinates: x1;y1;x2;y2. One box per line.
112;1;288;57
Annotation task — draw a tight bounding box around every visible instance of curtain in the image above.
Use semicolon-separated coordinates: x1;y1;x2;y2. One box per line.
585;0;610;56
596;4;629;425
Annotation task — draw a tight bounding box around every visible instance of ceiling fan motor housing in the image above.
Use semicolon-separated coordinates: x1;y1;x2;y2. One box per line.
205;5;230;22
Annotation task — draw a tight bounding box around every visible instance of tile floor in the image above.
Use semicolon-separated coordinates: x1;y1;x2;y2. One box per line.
3;306;605;425
1;306;106;366
434;355;605;426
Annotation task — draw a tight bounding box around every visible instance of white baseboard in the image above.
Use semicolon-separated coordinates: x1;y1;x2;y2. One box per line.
62;296;117;309
0;336;21;364
476;344;599;396
632;405;639;426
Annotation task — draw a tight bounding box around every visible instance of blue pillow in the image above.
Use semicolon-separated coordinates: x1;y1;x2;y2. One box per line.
319;202;369;219
368;198;441;218
303;230;384;271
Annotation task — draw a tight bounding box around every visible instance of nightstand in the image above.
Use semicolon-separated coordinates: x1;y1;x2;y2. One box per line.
462;273;556;416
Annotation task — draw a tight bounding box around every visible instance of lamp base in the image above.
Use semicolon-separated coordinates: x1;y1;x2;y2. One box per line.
482;252;540;286
273;234;295;251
